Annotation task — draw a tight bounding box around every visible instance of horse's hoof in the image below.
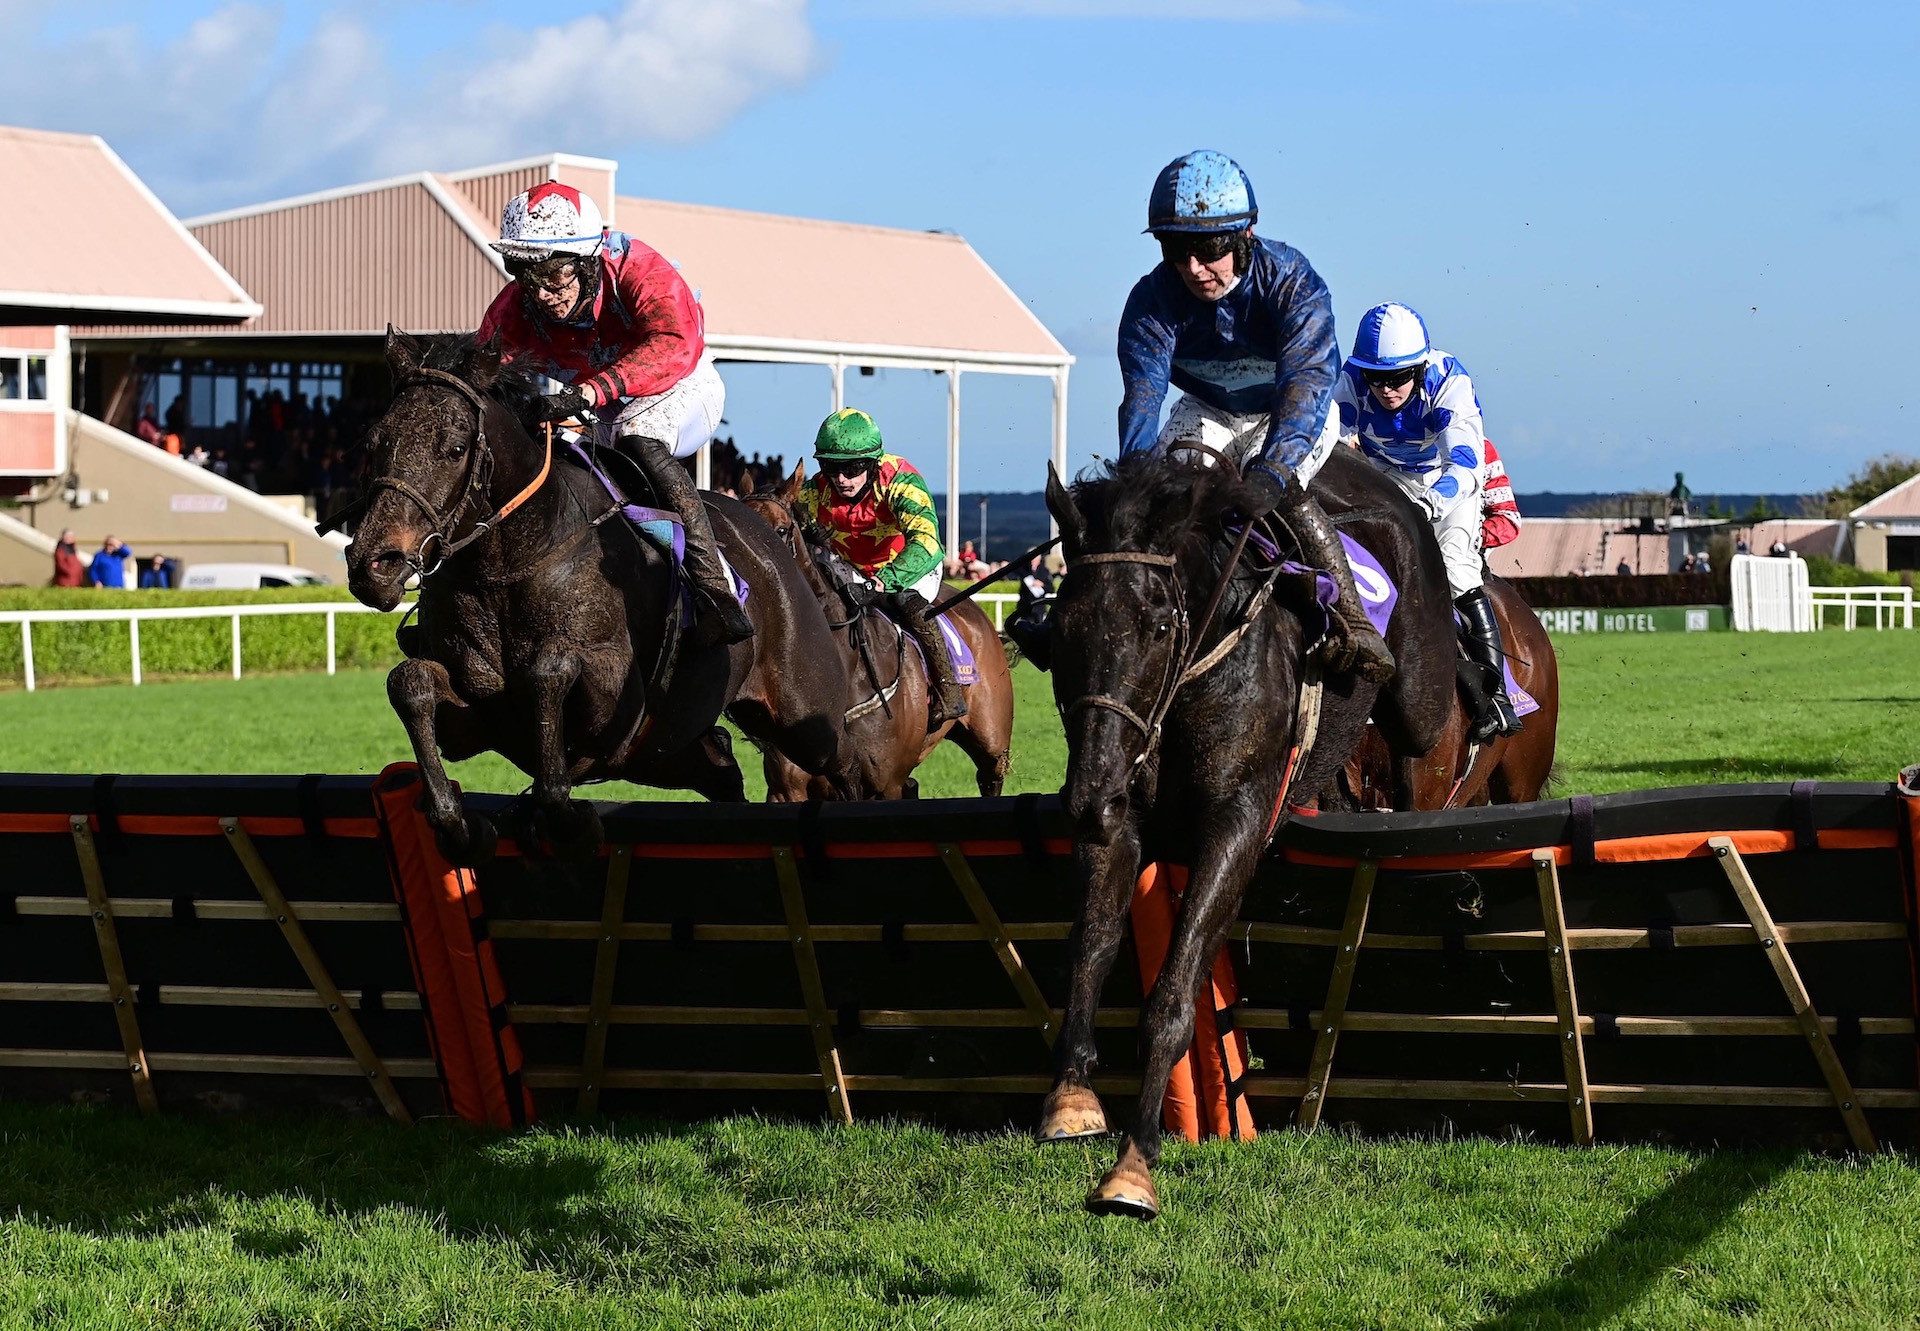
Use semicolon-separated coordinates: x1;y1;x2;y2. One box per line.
1036;1085;1109;1143
1085;1149;1159;1221
434;811;497;867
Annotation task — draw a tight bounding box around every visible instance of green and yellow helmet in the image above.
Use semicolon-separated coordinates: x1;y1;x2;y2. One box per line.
813;408;885;462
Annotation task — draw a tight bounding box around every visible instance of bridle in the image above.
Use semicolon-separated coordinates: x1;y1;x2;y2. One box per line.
1061;550;1189;772
364;367;553;582
1061;515;1268;774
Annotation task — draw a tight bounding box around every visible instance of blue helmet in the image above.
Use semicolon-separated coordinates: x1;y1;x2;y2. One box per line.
1348;302;1432;372
1146;150;1257;234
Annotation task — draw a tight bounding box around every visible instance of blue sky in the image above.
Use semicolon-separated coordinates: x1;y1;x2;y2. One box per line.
4;1;1915;495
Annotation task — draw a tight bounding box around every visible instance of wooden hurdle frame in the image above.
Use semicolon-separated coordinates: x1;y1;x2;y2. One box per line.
0;772;1914;1147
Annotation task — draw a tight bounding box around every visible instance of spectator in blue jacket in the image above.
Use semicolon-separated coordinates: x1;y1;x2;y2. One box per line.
137;554;174;590
88;536;131;589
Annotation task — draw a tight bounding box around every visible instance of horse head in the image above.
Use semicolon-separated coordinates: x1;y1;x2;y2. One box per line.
346;327;526;611
743;462;835;602
1044;454;1255;844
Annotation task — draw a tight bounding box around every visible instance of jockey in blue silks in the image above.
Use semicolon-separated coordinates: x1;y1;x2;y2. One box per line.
1114;150;1394;683
1333;302;1520;739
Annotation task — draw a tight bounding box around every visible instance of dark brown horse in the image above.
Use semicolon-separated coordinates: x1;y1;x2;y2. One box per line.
344;330;854;860
1037;449;1456;1219
742;464;1015;800
1339;574;1560;810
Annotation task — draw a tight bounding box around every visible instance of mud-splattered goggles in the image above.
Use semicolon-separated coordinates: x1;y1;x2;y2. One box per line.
1157;232;1239;265
505;254;587;293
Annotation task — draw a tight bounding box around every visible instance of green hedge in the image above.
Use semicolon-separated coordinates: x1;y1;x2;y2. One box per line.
0;588;403;688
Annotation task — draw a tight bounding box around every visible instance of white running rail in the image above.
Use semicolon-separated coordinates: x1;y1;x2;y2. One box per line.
1730;554;1814;632
0;601;407;692
1807;584;1914;630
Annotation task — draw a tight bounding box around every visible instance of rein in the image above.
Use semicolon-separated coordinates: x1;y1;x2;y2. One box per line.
364;368;555;582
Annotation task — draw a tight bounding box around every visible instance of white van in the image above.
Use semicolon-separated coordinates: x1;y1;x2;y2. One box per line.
179;562;331;591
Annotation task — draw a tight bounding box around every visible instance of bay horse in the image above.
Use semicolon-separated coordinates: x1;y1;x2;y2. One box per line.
344;329;854;860
1037;448;1456;1219
742;465;1015;800
1338;573;1560;810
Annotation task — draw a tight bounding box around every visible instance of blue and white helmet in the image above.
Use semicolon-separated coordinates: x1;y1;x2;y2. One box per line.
1145;150;1257;234
1347;303;1432;372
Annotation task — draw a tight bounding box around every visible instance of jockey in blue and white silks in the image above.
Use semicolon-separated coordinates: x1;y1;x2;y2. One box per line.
1335;302;1519;739
1110;150;1393;684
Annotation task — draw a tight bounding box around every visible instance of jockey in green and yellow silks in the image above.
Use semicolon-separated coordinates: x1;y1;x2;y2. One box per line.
798;409;966;726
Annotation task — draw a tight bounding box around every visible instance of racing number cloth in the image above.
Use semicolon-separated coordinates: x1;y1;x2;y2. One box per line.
374;763;534;1127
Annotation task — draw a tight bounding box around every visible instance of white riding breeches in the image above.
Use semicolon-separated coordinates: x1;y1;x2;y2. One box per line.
905;567;944;604
592;356;726;461
1154;394;1341;488
1375;463;1484;598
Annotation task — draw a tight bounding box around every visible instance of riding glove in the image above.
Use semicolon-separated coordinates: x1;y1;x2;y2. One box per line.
1242;462;1292;519
536;384;592;422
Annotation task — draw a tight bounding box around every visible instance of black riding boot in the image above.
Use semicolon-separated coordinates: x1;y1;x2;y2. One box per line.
891;590;969;727
627;434;754;649
1004;584;1055;672
1455;586;1522;741
1278;484;1396;684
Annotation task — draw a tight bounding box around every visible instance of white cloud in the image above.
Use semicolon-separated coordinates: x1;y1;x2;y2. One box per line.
0;1;822;214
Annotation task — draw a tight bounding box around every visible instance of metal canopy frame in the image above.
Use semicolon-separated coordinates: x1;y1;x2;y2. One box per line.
710;338;1072;555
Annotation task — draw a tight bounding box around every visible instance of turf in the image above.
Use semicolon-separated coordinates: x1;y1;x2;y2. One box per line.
5;1105;1919;1330
1;630;1915;796
4;630;1920;1328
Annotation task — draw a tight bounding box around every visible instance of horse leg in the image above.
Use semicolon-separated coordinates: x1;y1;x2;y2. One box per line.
1038;818;1142;1144
519;650;602;859
387;658;497;865
948;705;1012;798
1088;800;1266;1221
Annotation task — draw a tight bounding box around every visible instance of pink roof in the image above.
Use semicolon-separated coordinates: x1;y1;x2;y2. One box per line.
1850;471;1920;520
0;126;257;324
619;197;1068;362
74;153;1068;366
1485;518;1649;578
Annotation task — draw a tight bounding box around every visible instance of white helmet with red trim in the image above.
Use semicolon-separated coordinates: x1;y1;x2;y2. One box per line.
491;182;606;262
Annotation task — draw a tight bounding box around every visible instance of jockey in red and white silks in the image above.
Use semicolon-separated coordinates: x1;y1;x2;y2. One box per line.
477;182;749;647
1480;439;1522;552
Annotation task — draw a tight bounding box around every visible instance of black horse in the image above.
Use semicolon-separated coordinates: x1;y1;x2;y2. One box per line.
345;329;854;860
1037;448;1453;1219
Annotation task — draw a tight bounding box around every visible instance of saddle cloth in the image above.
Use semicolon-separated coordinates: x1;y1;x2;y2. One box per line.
566;440;748;608
1244;519;1536;718
899;608;980;688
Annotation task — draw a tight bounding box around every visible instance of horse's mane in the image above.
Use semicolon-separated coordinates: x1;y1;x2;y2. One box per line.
413;332;549;433
1069;452;1264;563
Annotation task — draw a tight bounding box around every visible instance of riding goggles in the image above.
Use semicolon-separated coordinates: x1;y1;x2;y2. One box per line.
1361;365;1422;390
506;254;587;293
1158;231;1239;266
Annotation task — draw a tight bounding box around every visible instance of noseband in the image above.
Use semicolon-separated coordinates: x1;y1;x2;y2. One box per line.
366;367;552;581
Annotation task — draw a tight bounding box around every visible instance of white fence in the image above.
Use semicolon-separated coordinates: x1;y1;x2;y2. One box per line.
1730;553;1814;632
1808;583;1914;630
0;601;405;692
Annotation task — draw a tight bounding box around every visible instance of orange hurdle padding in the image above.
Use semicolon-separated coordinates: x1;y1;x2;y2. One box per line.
374;763;534;1128
1131;863;1256;1143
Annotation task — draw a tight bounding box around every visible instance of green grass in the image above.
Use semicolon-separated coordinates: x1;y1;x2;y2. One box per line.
5;630;1920;1328
5;1105;1919;1330
2;630;1916;797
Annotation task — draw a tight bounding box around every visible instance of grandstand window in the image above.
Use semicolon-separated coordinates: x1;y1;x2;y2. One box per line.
0;354;50;404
